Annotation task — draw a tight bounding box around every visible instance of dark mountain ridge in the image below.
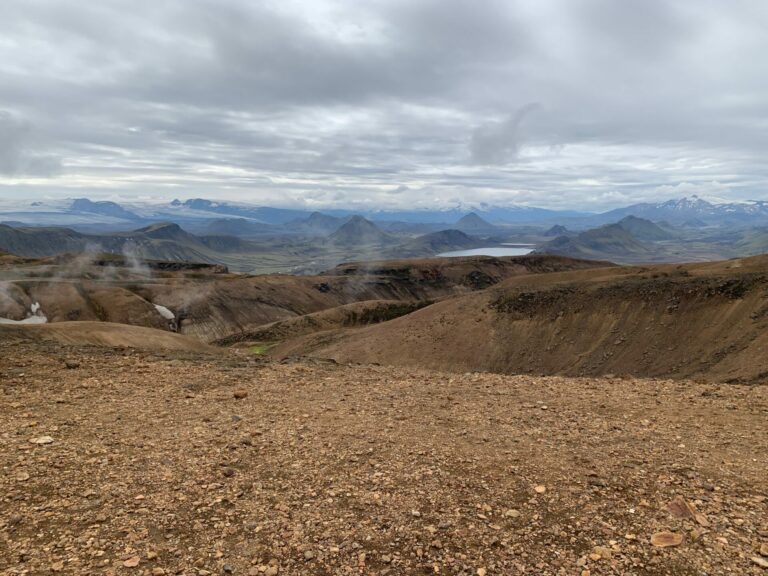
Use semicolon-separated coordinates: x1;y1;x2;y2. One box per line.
327;216;392;246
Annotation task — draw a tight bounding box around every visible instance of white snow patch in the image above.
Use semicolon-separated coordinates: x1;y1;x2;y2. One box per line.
154;304;175;320
0;302;48;324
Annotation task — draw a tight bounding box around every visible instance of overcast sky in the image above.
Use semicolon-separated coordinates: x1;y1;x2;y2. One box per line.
0;0;767;211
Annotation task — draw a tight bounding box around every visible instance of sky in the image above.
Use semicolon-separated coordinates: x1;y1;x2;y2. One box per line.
0;0;767;211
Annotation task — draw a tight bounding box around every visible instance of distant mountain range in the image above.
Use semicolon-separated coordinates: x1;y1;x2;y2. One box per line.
0;217;493;273
0;222;240;263
538;218;653;261
392;229;484;258
70;198;142;221
4;194;768;270
594;195;768;226
4;194;768;231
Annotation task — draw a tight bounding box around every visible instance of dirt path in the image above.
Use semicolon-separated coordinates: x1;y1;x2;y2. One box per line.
1;340;766;575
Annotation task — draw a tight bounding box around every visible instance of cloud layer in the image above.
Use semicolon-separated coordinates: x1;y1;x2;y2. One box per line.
0;0;766;210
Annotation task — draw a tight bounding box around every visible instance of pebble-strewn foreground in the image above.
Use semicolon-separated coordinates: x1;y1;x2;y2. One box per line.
1;340;766;575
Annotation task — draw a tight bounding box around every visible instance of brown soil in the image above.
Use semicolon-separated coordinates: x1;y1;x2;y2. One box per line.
273;255;768;383
213;300;431;346
0;322;218;353
0;338;766;575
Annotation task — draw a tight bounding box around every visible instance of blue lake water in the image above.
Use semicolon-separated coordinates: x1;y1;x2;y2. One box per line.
437;245;535;257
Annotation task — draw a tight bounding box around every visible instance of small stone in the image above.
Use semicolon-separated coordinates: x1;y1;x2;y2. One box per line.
234;390;248;399
381;555;392;563
504;509;521;518
152;569;165;576
761;543;768;557
592;546;612;560
303;551;314;561
15;471;30;481
477;568;487;576
123;556;141;567
667;495;709;526
223;565;234;573
534;485;546;494
690;528;702;542
751;556;768;568
64;360;80;369
650;532;683;548
30;435;54;444
265;566;279;576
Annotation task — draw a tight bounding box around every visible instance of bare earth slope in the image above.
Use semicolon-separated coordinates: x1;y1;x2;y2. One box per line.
0;254;610;343
0;340;766;575
0;322;218;353
272;255;768;383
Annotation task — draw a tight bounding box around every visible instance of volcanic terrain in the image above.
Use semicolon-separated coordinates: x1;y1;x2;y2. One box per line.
1;338;766;575
1;251;767;575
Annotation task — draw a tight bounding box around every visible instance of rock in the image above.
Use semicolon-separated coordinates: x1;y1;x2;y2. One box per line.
751;556;768;568
650;532;683;548
15;471;30;481
592;546;612;559
64;360;80;369
534;485;546;494
233;390;248;399
303;550;315;561
381;554;392;563
152;569;165;576
123;555;141;567
690;528;702;542
223;565;233;573
761;543;768;557
30;435;54;444
667;495;709;526
265;566;279;576
477;568;487;576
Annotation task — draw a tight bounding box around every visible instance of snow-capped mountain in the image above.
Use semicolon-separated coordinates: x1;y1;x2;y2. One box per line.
600;195;768;225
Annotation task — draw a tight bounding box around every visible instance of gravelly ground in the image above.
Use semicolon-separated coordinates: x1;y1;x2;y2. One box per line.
1;339;766;575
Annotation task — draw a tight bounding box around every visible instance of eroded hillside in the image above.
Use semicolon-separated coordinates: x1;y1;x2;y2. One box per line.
0;254;609;342
271;255;768;383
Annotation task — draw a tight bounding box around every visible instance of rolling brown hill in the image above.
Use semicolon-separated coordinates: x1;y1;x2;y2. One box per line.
0;254;610;343
0;321;218;352
271;255;768;383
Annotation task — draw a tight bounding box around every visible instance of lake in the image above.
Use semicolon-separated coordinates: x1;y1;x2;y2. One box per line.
437;245;535;257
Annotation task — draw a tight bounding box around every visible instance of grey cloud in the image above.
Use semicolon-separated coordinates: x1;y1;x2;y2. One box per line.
0;0;766;210
470;104;540;165
0;111;62;177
